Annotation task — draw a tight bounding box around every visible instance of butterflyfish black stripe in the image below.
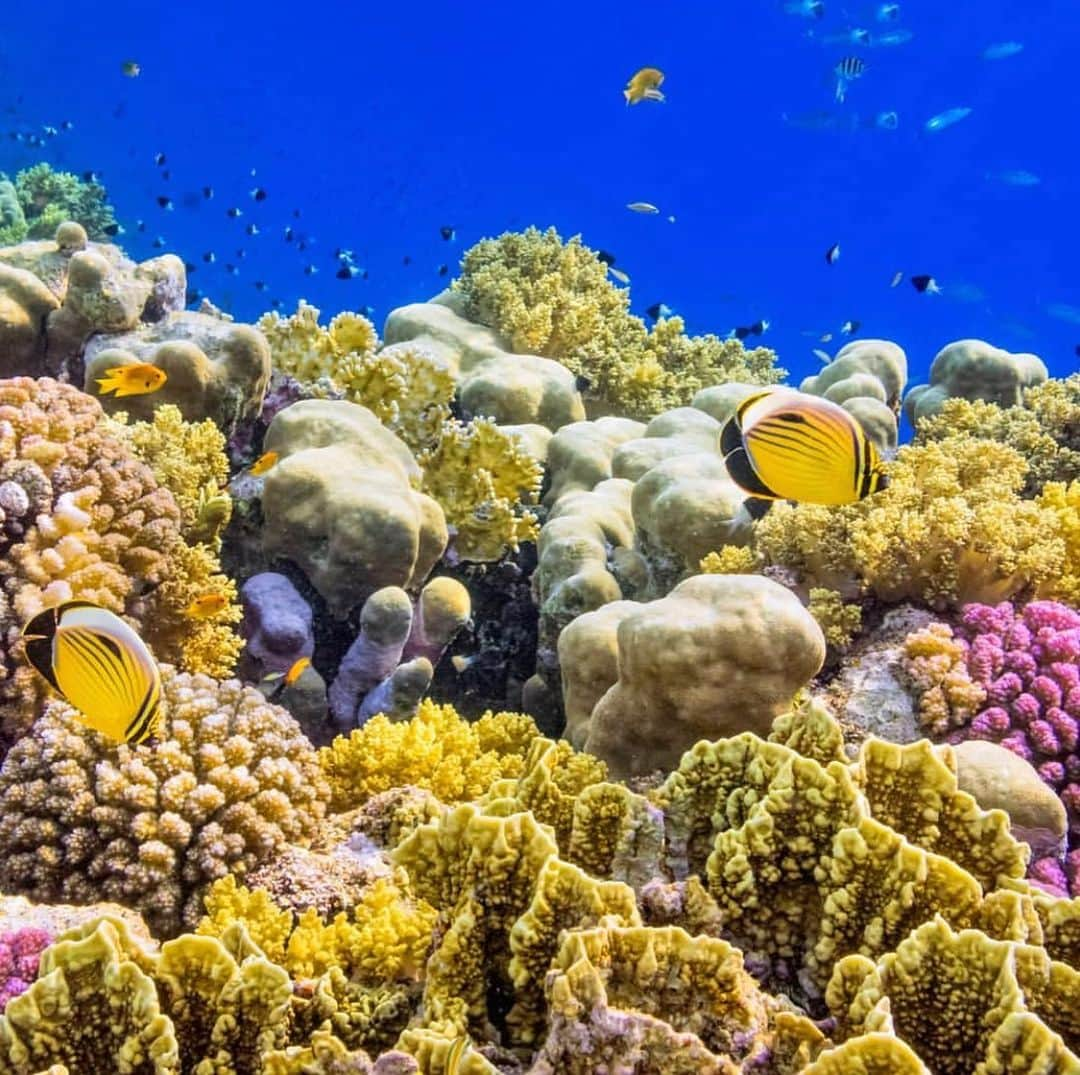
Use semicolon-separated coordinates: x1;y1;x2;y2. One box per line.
124;679;157;737
752;419;839;454
80;629;139;704
849;423;865;494
67;630;140;713
65;630;120;687
126;686;160;743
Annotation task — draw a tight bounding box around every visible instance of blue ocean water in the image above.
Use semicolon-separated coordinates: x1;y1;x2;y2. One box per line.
2;0;1076;402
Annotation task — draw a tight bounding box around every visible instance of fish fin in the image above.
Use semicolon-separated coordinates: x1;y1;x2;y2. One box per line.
743;496;774;521
723;444;780;499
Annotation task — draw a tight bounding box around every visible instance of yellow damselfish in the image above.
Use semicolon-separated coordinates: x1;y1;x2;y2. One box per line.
21;601;162;744
720;387;889;506
249;449;279;476
95;363;167;398
624;66;665;104
184;592;229;619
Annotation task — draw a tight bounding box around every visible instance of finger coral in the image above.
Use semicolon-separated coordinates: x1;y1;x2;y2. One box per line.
452;225;784;419
0;665;330;937
754;434;1066;608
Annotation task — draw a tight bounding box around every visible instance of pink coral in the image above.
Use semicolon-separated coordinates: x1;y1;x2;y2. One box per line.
0;926;51;1010
947;599;1080;894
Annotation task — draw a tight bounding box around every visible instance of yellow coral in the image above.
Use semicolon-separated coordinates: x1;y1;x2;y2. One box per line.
257;300;376;384
916;375;1080;494
807;587;863;649
1036;480;1080;604
901;621;987;735
111;404;231;545
755;435;1066;609
699;545;760;574
419;417;542;562
198;875;293;964
318;699;541;812
453;226;784;419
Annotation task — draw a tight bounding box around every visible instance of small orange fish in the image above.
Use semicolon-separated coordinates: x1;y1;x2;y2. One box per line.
95;363;167;398
624;67;665;105
249;450;279;476
261;656;311;697
184;592;228;619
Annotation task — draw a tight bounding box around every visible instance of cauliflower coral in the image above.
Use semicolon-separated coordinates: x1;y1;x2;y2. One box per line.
453;225;784;419
0;665;330;936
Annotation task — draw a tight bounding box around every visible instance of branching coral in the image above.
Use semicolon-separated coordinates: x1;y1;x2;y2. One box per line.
0;665;330;937
754;434;1066;609
318;699;540;812
901;620;987;735
808;587;863;650
2;164;118;241
699;545;760;574
0;377;243;742
453;226;784;419
418;417;541;562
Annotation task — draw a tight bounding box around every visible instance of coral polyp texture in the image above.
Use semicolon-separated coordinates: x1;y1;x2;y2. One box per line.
0;665;330;937
903;599;1080;894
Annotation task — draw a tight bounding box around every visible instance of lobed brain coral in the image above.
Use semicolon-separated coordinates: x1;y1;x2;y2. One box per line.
0;665;330;937
453;225;784;419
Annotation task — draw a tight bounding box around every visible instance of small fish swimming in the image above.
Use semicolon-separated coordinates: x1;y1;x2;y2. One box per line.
250;187;267;201
21;601;162;744
246;223;259;236
910;274;941;294
825;243;840;265
719;387;889;509
982;41;1023;60
834;57;866;103
226;206;243;218
440;226;456;241
202;186;214;199
154;152;166;166
451;654;476;674
646;302;674;321
626;201;660;214
249;449;279;476
890;270;904;287
203;251;216;263
103;222;122;236
596;250;616;266
876;3;900;20
874;110;899;130
623;67;665;104
96;363;168;398
813;348;833;363
841;319;861;336
871;29;913;46
925;107;972;132
1046;303;1080;326
438;264;449;276
184;593;229;620
985;169;1040;187
83;170;102;183
608;267;630;285
121;60;141;77
157;196;173;210
262;656;311;689
152;236;166;249
304;264;318;275
783;0;825;18
733;319;770;340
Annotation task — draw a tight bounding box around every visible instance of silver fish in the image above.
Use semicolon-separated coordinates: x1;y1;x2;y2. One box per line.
925;106;972;132
626;201;660;214
982;41;1023;60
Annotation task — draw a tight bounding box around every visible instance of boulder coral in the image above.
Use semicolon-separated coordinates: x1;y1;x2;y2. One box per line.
562;573;826;777
904;337;1049;425
259;399;448;615
451;225;784;420
0;665;330;937
84;308;271;434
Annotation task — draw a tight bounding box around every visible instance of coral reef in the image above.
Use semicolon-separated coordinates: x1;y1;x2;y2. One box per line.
754;434;1066;609
451;226;784;419
0;665;330;936
904;337;1049;424
904;599;1080;892
0;164;117;242
260;399;447;615
0;927;51;1010
84;309;271;434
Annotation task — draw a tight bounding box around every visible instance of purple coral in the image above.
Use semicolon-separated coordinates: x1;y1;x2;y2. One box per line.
241;571;315;675
0;927;52;1010
949;599;1080;893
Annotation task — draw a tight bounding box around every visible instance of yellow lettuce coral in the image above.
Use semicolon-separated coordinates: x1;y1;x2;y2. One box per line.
419;417;542;562
318;699;541;812
754;434;1066;609
453;226;784;419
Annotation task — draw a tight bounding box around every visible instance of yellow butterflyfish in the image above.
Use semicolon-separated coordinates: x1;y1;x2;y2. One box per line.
21;601;162;744
719;387;889;508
